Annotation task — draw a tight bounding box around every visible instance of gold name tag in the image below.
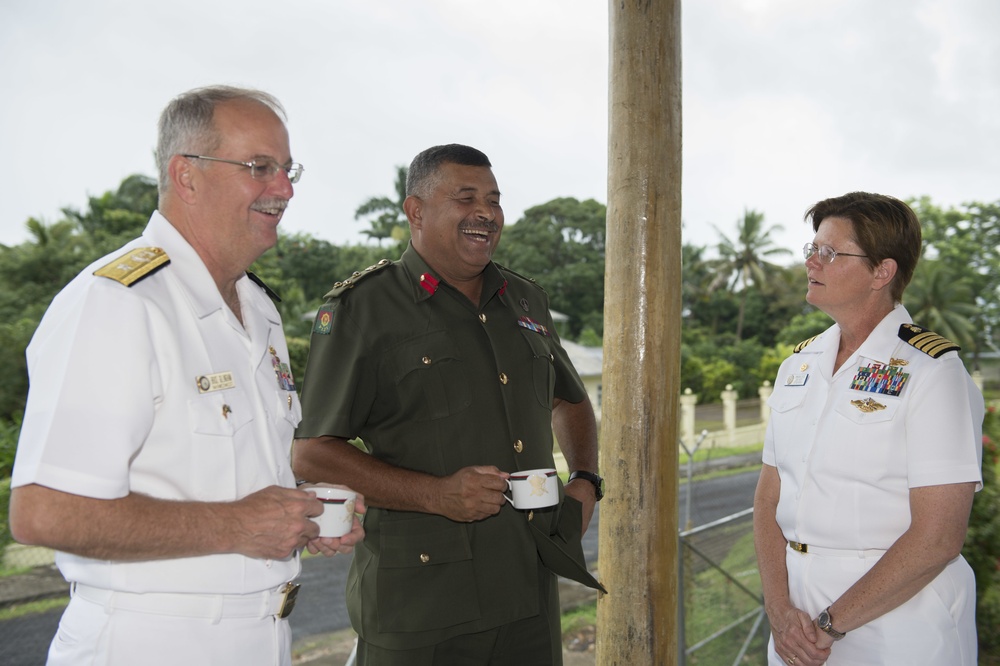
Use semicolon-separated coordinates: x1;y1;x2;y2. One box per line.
196;372;235;393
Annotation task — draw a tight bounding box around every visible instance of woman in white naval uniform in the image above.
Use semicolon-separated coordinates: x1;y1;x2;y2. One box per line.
753;192;984;666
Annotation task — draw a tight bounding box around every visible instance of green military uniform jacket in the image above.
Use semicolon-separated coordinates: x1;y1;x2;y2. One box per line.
296;244;601;650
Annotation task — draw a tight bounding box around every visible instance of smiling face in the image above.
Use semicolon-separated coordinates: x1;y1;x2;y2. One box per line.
185;98;294;272
805;216;884;320
405;161;504;294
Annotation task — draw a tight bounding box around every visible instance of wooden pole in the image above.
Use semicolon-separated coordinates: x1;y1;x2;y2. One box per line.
598;0;682;663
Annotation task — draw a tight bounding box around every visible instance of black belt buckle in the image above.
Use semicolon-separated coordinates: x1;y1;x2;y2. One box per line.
277;582;301;619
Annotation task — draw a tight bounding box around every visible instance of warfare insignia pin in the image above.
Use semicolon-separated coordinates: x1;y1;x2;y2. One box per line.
851;397;886;413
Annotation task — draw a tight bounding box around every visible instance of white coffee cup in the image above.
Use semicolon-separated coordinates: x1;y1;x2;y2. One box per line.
308;487;357;537
504;468;559;510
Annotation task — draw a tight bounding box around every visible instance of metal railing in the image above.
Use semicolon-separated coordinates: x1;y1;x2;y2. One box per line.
679;508;770;665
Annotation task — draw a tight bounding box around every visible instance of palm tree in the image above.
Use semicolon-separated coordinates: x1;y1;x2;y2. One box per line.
354;165;409;245
711;208;792;340
903;259;978;351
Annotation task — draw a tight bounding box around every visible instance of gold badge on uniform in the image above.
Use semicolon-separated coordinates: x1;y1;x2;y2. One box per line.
851;397;886;413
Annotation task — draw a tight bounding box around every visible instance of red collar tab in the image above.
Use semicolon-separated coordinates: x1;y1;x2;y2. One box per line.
498;280;508;297
419;273;440;295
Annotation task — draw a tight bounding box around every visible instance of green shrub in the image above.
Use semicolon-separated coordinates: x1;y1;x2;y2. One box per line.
964;402;1000;657
0;476;12;555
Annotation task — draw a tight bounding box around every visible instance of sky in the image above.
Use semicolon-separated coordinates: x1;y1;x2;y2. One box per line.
2;0;998;264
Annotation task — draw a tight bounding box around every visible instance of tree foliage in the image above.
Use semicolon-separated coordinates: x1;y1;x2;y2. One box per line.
910;197;1000;360
355;164;410;250
492;197;606;338
711;208;793;340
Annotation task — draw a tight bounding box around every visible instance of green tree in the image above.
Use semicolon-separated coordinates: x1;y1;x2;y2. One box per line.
712;209;792;340
64;174;158;254
911;198;1000;363
775;309;834;346
903;259;979;351
355;165;409;248
492;197;606;339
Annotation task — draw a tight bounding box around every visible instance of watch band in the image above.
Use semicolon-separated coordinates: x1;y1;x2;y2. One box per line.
568;470;604;501
817;607;846;640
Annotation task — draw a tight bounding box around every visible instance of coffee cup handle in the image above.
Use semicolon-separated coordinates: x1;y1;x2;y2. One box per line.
502;478;513;505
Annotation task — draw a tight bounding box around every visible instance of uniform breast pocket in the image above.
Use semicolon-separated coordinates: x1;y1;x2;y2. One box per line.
390;333;471;421
767;387;810;464
519;329;555;408
187;391;254;499
829;394;903;471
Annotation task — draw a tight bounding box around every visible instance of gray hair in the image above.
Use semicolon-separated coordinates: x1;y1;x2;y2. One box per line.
156;85;287;195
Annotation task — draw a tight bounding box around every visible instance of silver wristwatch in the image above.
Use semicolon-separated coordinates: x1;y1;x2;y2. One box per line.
817;607;846;640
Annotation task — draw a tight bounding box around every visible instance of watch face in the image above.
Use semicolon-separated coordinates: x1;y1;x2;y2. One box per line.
819;611;830;627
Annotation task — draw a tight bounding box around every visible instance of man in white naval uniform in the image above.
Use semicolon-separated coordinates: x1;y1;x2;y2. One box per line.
9;86;363;666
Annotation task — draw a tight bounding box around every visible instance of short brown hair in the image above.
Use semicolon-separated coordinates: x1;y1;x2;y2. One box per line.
805;192;921;303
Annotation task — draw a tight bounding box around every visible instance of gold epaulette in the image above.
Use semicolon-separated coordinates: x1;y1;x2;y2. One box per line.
898;324;960;358
324;259;392;298
93;247;169;286
793;335;819;353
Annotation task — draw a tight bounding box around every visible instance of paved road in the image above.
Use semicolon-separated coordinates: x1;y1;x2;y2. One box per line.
0;467;760;664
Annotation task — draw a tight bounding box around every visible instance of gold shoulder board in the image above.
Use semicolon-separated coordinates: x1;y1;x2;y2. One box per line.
94;247;170;287
897;323;960;358
793;335;819;353
324;258;392;298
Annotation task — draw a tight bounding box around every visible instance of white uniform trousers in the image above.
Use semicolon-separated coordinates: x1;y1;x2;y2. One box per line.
47;587;293;666
768;543;977;665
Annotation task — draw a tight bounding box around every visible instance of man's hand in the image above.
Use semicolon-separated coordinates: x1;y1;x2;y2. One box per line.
434;466;509;522
305;494;367;556
227;485;323;559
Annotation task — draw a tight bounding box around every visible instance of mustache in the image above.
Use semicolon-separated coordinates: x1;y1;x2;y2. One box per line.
459;220;499;233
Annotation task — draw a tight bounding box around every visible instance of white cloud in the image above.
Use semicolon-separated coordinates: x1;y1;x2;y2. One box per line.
1;0;996;268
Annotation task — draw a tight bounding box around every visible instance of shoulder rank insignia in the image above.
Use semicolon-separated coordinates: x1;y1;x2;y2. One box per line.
495;263;543;289
94;247;169;286
246;271;281;302
325;259;392;298
793;335;819;353
897;324;959;358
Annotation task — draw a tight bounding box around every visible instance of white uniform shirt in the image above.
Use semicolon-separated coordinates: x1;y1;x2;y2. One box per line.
12;211;302;594
763;305;983;550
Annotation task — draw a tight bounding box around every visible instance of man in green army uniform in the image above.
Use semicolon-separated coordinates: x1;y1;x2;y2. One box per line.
294;144;605;665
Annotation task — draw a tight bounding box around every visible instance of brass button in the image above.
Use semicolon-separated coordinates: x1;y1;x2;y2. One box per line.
499;373;508;385
420;553;430;563
513;439;523;453
479;313;487;323
422;356;432;365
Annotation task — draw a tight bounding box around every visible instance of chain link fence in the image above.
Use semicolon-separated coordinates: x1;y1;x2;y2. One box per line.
680;508;770;665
